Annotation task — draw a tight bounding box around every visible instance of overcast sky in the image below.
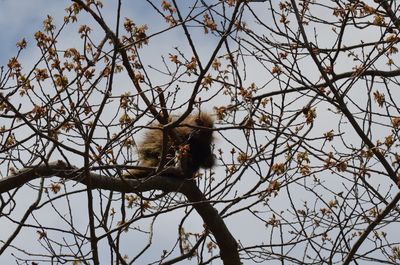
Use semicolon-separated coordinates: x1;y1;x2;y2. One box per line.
0;0;168;66
0;1;66;65
0;1;226;264
2;1;394;264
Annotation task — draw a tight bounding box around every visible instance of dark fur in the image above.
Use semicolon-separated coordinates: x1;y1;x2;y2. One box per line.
126;113;215;178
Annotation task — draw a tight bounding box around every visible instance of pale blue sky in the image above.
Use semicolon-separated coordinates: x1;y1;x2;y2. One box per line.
0;0;168;66
0;1;229;264
0;1;68;65
1;1;395;264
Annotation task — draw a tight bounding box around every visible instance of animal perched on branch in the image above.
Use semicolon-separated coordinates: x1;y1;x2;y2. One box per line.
125;112;215;179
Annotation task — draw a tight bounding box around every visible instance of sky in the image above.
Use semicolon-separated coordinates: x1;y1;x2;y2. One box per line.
0;1;230;264
0;1;172;263
0;1;67;65
1;0;397;264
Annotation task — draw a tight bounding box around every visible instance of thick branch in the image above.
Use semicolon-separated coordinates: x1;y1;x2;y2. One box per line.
0;160;240;265
184;185;241;264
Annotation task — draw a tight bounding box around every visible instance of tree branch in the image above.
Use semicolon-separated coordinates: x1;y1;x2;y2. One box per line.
290;0;398;184
342;191;400;265
0;160;240;265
